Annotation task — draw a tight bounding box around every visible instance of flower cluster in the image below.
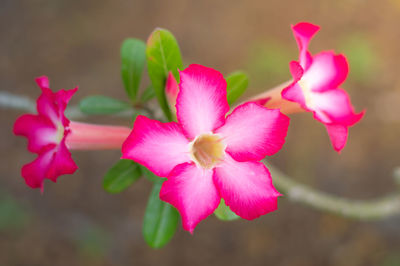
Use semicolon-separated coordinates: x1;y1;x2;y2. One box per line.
13;22;365;234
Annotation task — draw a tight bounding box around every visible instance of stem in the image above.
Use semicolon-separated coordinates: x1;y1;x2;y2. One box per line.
66;122;131;150
247;81;304;115
267;162;400;220
0;91;162;120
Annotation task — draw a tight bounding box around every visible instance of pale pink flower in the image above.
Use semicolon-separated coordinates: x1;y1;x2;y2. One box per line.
122;64;289;232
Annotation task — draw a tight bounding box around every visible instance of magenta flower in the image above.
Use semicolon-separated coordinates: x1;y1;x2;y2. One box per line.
282;22;364;152
14;76;132;190
122;64;290;233
13;76;78;190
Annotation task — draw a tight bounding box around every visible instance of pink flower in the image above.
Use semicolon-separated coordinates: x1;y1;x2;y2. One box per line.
122;64;290;233
14;76;132;190
13;76;78;190
282;22;364;152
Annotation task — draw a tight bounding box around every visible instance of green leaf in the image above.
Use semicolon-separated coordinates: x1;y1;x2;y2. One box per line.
79;95;131;115
121;38;147;101
140;85;156;103
146;28;183;121
214;199;239;221
140;165;165;183
103;160;141;194
143;183;179;249
226;71;249;105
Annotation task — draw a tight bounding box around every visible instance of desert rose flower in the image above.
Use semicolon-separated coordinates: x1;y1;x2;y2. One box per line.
252;22;364;152
282;22;364;152
14;76;131;190
122;64;290;233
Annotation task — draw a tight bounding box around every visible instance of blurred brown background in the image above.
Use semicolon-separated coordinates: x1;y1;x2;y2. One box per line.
1;0;400;265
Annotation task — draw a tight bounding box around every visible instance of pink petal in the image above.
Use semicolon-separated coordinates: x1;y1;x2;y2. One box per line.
292;22;320;69
35;76;50;90
289;60;304;82
281;61;308;110
303;52;348;92
176;64;229;139
325;124;348;152
215;102;289;161
45;139;78;181
21;149;54;189
13;114;57;153
282;83;307;110
165;72;179;114
37;83;77;125
213;155;280;220
160;163;220;233
312;88;364;126
21;143;77;189
121;115;191;177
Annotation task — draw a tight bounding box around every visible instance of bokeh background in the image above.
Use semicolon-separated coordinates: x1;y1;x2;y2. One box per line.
1;0;400;265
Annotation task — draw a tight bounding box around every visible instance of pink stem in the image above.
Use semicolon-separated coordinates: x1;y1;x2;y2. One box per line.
66;121;131;150
247;81;305;115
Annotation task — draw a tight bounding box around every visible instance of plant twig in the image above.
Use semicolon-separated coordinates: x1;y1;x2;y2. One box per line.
267;162;400;220
0;91;160;120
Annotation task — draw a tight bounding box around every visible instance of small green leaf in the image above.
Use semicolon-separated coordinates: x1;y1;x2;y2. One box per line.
103;160;141;194
146;28;183;121
121;38;147;101
143;183;179;249
226;71;249;105
140;85;156;103
79;95;131;115
140;165;165;183
214;199;239;221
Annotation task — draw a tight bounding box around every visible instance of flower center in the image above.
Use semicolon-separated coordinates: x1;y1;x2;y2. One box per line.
298;79;314;109
189;134;225;169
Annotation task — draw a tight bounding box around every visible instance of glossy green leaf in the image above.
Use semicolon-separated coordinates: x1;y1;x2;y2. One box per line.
143;183;179;249
146;28;183;121
226;71;249;105
79;95;131;115
140;85;156;103
214;199;239;221
103;159;141;194
121;38;146;101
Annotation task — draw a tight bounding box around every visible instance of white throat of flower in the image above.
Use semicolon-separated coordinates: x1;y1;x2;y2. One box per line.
298;78;314;109
189;133;226;169
55;122;65;144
